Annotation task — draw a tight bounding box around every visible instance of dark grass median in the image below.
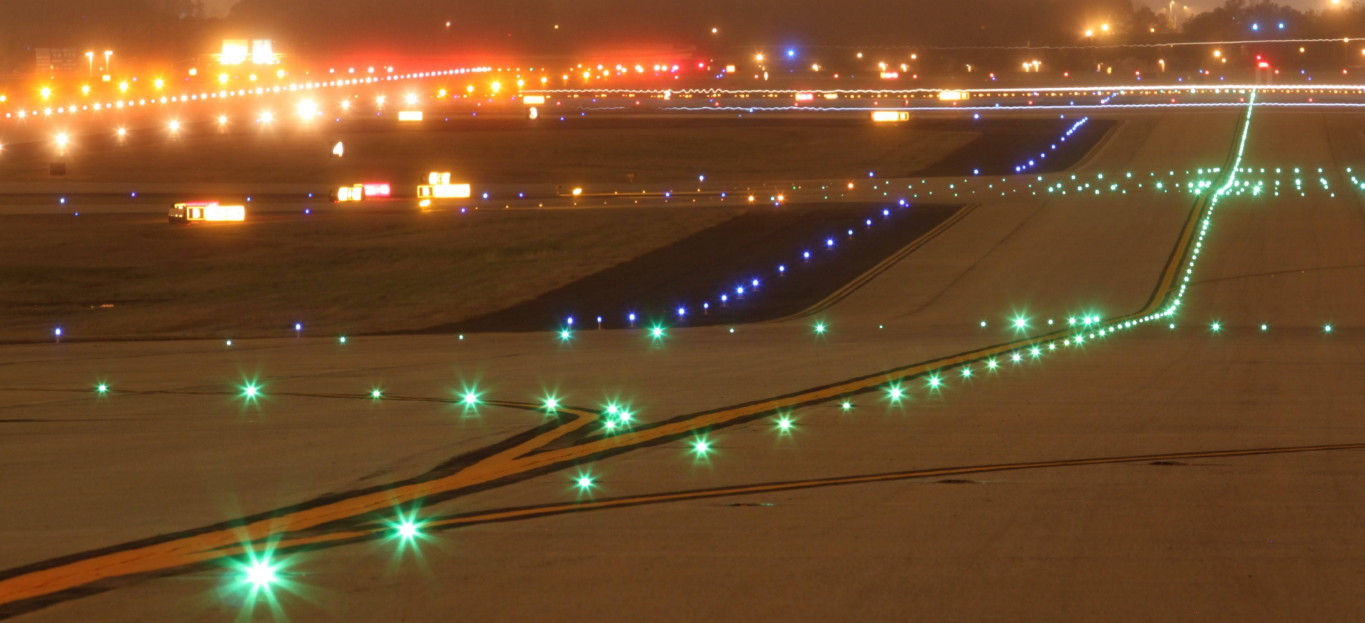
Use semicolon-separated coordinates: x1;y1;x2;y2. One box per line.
430;202;964;333
911;117;1117;177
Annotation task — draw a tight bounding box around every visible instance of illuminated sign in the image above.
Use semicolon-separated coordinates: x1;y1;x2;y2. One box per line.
204;205;247;221
795;92;814;101
362;183;391;197
523;95;546;105
336;185;364;202
724;65;736;73
169;202;245;223
824;93;839;99
938;90;969;101
880;71;900;79
418;183;472;199
428;172;451;185
397;110;423;121
870;111;910;122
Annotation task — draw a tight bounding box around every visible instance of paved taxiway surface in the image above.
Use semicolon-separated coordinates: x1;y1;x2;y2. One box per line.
3;99;1365;621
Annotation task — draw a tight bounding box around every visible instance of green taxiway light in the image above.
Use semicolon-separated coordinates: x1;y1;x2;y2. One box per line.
961;366;973;378
97;384;108;394
339;336;347;344
841;401;852;411
575;474;595;491
386;509;426;546
1211;322;1222;332
927;375;941;389
544;397;559;411
1325;324;1333;333
1010;353;1022;363
1260;324;1268;331
242;384;260;399
371;389;382;399
775;415;794;432
559;329;572;341
650;326;665;339
396;519;421;541
986;358;999;370
691;437;711;456
244;560;278;589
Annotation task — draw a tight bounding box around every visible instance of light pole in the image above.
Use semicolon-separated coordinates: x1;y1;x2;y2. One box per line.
85;51;94;77
104;51;112;76
1085;30;1096;72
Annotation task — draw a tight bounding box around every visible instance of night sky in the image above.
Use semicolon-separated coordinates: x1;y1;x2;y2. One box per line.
199;0;1342;18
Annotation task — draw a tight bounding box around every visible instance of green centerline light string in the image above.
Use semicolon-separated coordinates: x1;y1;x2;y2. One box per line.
1158;89;1256;322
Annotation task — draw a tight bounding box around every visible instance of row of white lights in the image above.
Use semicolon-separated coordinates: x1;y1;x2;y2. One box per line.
3;67;491;121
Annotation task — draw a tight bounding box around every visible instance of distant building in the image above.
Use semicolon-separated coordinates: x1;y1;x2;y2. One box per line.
221;39;249;64
35;48;79;74
251;39;276;65
218;38;278;65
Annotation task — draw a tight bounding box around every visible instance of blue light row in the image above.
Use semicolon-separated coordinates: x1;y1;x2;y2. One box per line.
563;200;917;330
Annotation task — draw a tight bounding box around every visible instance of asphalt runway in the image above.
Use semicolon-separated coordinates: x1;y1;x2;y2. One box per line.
4;94;1365;621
